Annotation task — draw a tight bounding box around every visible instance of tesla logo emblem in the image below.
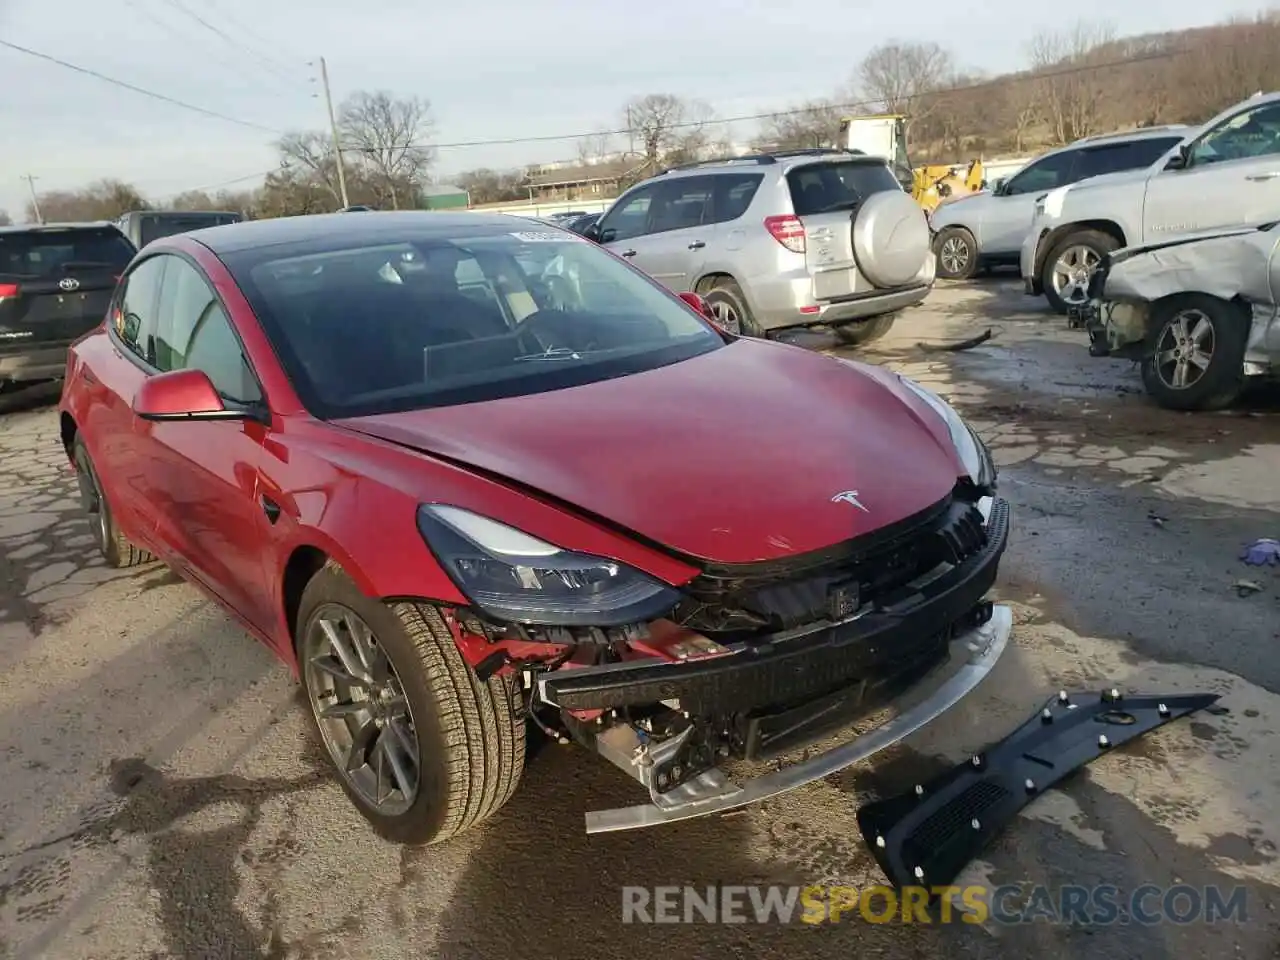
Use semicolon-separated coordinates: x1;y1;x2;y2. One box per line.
59;277;80;291
831;490;869;512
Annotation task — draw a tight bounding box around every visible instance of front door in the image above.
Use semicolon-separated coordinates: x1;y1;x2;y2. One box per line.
980;150;1079;255
130;253;276;631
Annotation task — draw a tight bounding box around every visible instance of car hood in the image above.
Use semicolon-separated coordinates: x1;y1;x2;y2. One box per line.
335;340;963;565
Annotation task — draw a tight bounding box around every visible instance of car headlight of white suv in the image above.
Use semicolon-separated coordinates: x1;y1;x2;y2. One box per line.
898;376;996;491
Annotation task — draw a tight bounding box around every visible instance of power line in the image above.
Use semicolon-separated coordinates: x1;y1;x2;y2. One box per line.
157;0;308;88
0;38;280;133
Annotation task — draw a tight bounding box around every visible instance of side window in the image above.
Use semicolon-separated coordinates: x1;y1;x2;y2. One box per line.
154;258;261;402
1191;102;1280;166
114;256;167;364
1074;144;1137;180
1133;137;1183;167
1005;151;1077;195
598;185;657;243
647;177;715;234
710;173;764;224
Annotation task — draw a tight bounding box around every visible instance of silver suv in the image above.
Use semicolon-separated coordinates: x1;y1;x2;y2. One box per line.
582;149;934;344
928;127;1187;281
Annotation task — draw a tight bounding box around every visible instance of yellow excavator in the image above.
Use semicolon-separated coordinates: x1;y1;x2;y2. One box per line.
836;114;984;215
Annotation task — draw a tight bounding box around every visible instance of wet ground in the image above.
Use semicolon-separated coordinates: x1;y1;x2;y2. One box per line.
0;278;1277;959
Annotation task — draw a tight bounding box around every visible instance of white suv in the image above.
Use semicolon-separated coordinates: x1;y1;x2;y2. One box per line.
1022;91;1280;314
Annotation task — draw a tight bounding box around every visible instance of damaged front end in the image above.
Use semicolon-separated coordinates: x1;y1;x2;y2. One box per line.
435;484;1013;833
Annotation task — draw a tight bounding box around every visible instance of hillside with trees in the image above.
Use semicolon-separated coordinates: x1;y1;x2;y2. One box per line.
18;9;1280;220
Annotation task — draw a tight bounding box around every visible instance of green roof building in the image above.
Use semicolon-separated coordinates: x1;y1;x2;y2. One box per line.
421;184;470;210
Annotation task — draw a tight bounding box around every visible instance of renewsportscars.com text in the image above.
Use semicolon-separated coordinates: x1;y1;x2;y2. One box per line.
620;884;1249;926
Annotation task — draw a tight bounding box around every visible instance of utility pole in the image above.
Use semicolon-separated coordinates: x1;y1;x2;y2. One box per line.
22;174;42;224
318;57;350;208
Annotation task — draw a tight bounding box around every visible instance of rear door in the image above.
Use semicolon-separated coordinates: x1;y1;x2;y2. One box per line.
789;158;903;299
631;175;718;292
0;226;136;346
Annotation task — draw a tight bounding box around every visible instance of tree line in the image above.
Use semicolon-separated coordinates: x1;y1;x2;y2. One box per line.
11;8;1279;222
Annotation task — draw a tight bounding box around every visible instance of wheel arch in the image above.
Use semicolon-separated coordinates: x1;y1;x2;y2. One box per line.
59;411;78;456
1035;219;1128;276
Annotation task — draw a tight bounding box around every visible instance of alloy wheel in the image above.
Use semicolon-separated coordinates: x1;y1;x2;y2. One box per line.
939;235;970;275
709;299;742;335
74;450;111;553
1154;309;1215;391
1050;245;1100;305
303;604;420;815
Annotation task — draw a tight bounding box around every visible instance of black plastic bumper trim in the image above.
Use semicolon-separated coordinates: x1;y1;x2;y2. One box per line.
855;690;1221;890
540;498;1010;713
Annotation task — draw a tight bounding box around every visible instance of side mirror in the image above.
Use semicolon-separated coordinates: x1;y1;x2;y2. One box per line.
678;291;718;324
582;222;602;242
597;226;617;244
132;369;248;422
1165;144;1191;170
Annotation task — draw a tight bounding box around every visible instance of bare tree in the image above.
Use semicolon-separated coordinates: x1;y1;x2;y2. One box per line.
170;190;217;211
856;41;954;129
622;94;713;173
456;168;528;205
26;180;151;222
339;91;434;209
1028;22;1116;144
277;131;346;205
755;100;843;150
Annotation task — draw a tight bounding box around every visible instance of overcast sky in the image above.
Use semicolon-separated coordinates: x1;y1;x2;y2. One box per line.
0;0;1262;218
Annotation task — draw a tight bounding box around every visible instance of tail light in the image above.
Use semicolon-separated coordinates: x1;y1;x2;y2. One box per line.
764;215;806;254
0;283;19;299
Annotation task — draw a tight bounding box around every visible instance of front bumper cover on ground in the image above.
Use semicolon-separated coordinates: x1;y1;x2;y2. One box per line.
855;689;1221;889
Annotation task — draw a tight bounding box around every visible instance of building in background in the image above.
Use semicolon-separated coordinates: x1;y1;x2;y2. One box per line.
420;184;470;210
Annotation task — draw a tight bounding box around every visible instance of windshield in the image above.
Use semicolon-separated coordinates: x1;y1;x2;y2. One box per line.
139;212;242;246
226;225;724;417
0;227;135;280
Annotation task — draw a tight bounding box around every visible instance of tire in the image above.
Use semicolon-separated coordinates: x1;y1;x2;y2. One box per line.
832;313;897;347
1041;229;1119;315
1139;294;1249;412
298;562;525;845
71;435;154;568
933;226;979;281
702;279;761;337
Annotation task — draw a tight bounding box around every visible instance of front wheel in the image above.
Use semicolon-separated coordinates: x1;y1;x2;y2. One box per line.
933;226;979;281
71;435;154;568
1139;295;1249;411
298;562;526;844
1041;229;1118;314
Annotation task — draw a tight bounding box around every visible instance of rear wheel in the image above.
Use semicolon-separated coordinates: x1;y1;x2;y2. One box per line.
298;562;526;844
71;435;154;568
832;313;897;347
702;279;761;337
933;226;979;281
1139;295;1249;411
1041;229;1118;314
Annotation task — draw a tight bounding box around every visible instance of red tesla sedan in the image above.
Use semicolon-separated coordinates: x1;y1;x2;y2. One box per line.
58;212;1011;843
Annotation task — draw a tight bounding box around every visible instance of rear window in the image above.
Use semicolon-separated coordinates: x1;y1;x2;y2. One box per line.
0;227;135;280
139;213;242;247
787;161;901;216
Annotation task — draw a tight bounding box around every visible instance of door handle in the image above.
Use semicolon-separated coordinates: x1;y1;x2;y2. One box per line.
621;249;637;257
1245;172;1280;181
687;240;706;250
260;495;281;524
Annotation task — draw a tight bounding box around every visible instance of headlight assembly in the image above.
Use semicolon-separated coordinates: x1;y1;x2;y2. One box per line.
897;376;996;491
416;504;681;627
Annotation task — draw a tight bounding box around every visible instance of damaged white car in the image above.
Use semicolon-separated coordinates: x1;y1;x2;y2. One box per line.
1075;221;1280;410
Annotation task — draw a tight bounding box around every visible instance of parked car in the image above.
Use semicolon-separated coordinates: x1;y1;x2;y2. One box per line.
581;148;934;345
115;209;244;249
1076;220;1280;410
0;221;137;390
1023;92;1280;314
564;211;602;235
928;127;1186;281
59;211;1010;843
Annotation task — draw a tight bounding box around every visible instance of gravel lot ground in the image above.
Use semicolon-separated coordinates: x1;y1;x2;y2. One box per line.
0;278;1277;960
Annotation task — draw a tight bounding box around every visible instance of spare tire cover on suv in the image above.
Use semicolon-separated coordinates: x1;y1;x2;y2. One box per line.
851;191;930;288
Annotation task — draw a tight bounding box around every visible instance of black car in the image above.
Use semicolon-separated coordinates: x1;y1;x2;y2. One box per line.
0;222;137;388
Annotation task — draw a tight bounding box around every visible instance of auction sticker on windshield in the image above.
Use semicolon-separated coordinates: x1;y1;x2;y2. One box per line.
510;231;578;242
